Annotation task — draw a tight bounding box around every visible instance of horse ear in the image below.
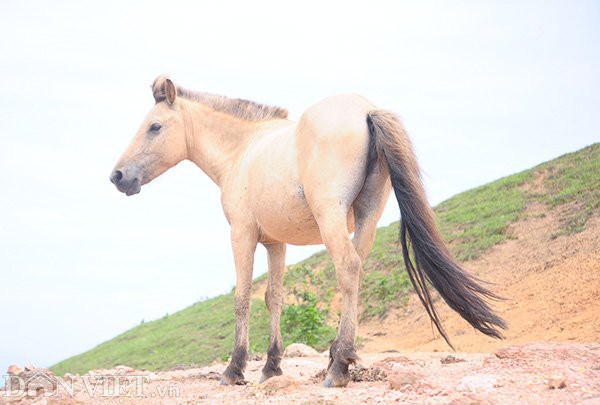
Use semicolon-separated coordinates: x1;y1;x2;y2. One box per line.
151;75;177;104
165;78;176;105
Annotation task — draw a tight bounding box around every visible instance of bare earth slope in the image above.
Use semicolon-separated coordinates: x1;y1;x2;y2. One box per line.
360;202;600;353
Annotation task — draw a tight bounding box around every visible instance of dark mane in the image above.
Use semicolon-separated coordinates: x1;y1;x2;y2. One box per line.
177;87;288;121
152;76;288;122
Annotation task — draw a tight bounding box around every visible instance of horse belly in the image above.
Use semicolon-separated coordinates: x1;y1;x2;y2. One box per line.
253;183;356;246
254;183;321;245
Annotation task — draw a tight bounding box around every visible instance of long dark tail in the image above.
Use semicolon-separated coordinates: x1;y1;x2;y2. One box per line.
367;109;507;348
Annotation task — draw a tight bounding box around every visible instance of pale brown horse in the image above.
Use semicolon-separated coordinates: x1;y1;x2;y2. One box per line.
110;75;506;387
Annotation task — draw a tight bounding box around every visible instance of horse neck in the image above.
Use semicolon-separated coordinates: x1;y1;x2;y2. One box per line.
182;99;258;186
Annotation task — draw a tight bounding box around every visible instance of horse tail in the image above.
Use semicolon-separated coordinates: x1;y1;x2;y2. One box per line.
366;109;506;348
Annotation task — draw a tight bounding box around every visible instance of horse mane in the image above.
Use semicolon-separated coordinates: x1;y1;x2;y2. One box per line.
152;76;288;122
178;87;289;121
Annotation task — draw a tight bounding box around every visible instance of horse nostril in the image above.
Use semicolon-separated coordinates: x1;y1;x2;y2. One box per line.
111;170;124;185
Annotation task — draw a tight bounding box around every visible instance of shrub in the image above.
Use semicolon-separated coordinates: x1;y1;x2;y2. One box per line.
282;265;336;350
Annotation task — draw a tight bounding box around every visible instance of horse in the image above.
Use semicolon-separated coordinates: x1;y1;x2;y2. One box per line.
110;75;506;387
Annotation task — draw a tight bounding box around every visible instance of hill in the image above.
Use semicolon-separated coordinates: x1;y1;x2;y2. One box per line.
51;144;599;376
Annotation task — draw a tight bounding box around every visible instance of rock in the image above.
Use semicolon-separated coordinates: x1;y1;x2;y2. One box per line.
388;371;420;391
259;375;300;393
380;355;414;365
20;368;58;395
114;365;135;374
374;355;416;371
284;343;319;357
198;371;221;381
547;375;566;389
458;374;498;392
63;373;77;381
7;365;23;375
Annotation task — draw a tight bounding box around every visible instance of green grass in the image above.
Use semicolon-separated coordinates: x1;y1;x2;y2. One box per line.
534;144;600;238
436;143;599;259
51;143;599;376
436;171;531;261
52;294;271;376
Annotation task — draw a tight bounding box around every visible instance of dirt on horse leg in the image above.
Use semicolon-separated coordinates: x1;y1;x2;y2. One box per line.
221;227;257;385
319;212;362;387
260;243;286;382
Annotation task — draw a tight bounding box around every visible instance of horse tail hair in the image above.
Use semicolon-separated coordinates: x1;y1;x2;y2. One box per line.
366;109;507;348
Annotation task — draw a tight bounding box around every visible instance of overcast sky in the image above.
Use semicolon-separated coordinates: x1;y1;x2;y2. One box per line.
0;1;598;375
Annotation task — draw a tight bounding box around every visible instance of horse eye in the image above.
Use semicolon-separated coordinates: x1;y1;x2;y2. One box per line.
149;122;162;132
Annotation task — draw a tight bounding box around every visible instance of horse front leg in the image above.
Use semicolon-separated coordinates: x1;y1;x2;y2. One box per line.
221;226;258;385
260;242;286;382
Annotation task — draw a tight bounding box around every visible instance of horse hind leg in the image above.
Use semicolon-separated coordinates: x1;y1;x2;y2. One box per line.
309;204;362;387
319;163;390;387
260;243;286;382
352;163;391;263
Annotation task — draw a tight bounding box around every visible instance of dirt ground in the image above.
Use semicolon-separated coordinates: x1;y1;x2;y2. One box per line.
2;201;598;404
2;342;599;404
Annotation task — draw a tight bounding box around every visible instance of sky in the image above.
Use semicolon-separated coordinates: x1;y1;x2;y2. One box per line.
0;1;598;375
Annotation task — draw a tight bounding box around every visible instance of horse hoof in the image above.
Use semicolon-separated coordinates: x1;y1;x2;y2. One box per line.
221;377;249;386
260;366;282;383
221;367;248;385
323;372;350;388
220;371;245;386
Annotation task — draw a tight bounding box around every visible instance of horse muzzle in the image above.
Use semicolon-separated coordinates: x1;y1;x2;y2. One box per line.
110;167;142;196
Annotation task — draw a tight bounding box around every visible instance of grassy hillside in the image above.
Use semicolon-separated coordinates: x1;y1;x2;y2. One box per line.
52;144;599;376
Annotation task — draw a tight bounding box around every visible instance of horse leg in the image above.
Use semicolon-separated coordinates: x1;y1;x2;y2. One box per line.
313;207;362;387
294;100;380;386
260;242;286;382
221;226;258;385
313;171;390;388
352;166;391;264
